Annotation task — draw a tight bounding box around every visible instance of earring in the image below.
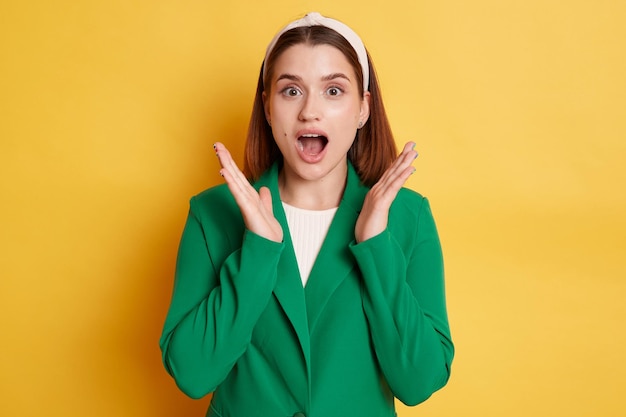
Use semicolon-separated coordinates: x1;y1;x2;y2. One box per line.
358;121;363;129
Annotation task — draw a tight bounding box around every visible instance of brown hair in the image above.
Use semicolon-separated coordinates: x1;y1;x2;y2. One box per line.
243;25;397;186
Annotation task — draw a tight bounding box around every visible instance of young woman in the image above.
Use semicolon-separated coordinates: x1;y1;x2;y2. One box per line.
160;12;454;417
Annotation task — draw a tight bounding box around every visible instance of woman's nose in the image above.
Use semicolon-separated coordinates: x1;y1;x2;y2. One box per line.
298;93;322;121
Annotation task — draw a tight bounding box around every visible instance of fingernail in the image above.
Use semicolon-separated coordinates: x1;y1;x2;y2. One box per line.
219;170;224;177
213;143;217;151
411;167;416;175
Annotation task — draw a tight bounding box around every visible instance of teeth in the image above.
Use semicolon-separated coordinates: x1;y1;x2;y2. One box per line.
301;134;321;138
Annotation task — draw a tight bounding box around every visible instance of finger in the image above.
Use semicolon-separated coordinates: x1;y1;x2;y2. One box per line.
373;167;414;209
214;142;239;176
401;141;416;154
377;142;418;190
378;142;417;181
219;165;251;207
394;142;418;171
214;143;258;211
259;186;273;215
214;142;250;193
387;165;415;193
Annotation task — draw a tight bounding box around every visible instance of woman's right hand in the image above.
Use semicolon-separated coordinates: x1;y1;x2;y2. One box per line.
214;142;283;243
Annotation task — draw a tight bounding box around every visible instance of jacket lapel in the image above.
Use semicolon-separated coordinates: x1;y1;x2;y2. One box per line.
253;162;370;359
303;163;369;332
254;165;311;366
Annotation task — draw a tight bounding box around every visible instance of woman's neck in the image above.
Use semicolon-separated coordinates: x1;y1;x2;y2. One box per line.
278;165;347;210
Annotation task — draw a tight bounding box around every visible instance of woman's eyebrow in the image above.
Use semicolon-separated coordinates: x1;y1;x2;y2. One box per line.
276;73;302;82
321;72;351;82
275;73;351;83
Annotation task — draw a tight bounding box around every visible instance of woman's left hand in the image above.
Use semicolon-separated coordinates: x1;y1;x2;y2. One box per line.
354;142;418;243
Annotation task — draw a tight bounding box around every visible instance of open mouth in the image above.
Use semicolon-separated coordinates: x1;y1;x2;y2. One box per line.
297;134;328;156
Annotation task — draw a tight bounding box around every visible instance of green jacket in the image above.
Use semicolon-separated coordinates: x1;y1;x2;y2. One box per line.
160;162;454;417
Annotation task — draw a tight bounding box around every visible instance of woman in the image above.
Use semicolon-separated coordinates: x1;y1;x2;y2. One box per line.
160;12;454;417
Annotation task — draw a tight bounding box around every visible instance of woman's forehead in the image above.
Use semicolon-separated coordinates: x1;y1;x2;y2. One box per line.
272;44;356;78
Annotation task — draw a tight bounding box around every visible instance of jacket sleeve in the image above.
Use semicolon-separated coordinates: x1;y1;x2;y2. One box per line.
159;196;284;399
349;196;454;406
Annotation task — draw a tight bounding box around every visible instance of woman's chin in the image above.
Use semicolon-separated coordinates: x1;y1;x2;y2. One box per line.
283;157;347;184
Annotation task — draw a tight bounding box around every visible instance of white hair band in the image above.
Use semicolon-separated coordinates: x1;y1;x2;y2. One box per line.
262;12;370;92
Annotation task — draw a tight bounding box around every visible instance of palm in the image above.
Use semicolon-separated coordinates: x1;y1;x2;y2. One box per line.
355;142;417;243
214;142;283;243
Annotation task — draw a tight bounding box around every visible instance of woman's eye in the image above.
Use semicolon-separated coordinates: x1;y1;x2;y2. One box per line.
283;87;301;97
327;87;343;96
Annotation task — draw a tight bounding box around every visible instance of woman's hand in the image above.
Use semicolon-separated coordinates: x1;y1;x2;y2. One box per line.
214;142;283;243
355;142;418;243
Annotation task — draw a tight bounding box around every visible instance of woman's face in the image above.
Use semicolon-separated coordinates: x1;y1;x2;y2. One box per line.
263;43;370;185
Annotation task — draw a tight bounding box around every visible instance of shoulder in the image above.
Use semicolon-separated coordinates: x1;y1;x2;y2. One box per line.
388;188;436;244
193;183;233;204
390;187;427;218
188;184;241;225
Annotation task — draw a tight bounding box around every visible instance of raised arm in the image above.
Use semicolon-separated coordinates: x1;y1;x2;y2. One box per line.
159;144;284;399
352;142;453;404
351;196;453;405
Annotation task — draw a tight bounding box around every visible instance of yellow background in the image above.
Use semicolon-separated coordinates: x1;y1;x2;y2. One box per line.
1;0;624;416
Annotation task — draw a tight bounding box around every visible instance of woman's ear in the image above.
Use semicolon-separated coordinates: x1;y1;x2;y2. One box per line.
262;91;271;125
359;91;371;127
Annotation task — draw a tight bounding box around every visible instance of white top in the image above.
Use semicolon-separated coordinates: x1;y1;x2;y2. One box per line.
282;202;338;286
